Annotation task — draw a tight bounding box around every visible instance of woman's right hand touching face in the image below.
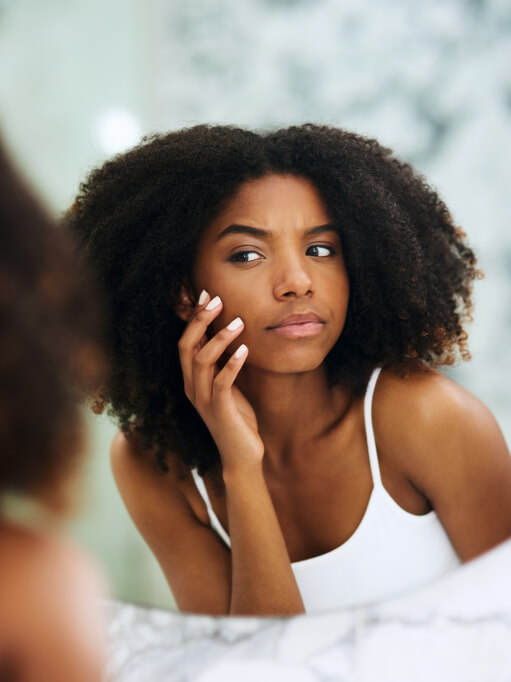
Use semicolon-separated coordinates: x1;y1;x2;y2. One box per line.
178;290;265;474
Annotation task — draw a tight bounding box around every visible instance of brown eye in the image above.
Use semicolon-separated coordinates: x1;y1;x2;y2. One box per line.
306;245;335;257
228;250;262;263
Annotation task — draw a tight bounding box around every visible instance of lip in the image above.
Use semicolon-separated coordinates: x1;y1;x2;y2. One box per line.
267;312;325;338
269;312;324;328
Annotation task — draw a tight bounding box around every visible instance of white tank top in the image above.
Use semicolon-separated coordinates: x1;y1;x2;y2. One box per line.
191;367;460;612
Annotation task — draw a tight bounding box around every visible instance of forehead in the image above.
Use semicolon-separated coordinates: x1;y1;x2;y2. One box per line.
206;174;330;236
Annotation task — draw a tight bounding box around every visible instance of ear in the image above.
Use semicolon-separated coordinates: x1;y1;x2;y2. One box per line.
173;281;196;322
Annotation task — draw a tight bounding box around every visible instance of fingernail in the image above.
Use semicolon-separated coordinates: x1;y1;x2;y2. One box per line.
226;317;243;331
198;289;209;305
235;344;248;358
205;295;221;310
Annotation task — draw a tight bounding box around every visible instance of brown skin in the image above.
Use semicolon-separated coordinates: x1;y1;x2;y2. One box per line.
111;174;511;616
0;523;106;682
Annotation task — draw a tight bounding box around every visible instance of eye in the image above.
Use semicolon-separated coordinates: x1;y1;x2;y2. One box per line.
228;250;262;263
306;244;336;257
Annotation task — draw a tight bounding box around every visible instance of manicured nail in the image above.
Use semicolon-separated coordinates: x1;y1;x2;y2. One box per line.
226;317;243;331
235;344;248;358
205;295;221;310
198;289;209;306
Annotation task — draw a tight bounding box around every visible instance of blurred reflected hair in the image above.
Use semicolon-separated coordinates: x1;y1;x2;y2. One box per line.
0;141;103;511
65;124;481;475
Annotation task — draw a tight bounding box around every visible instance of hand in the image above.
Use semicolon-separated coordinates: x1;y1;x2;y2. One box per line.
178;290;265;472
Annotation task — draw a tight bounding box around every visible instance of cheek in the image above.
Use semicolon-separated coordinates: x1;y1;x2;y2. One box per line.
336;264;350;298
193;264;236;329
330;271;350;332
208;287;249;335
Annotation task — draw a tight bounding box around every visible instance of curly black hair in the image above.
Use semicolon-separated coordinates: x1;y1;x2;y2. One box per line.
65;124;481;475
0;140;103;510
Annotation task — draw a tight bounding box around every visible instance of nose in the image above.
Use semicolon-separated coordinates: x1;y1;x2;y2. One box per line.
272;254;314;300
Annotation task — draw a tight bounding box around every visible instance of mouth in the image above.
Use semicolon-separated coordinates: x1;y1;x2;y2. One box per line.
267;312;325;338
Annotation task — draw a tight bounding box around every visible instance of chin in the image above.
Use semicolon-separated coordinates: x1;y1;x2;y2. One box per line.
252;348;328;375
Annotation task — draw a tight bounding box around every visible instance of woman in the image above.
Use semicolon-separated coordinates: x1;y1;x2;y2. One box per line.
0;140;106;680
67;124;511;616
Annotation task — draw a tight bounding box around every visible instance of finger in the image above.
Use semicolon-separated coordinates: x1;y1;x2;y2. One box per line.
178;294;223;385
211;344;249;403
184;292;222;338
197;289;209;307
192;318;245;406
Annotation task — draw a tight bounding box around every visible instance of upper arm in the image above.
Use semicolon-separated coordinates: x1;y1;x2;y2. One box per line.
110;431;232;614
377;370;511;561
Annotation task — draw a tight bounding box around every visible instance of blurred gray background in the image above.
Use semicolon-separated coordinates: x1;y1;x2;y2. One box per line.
1;0;509;610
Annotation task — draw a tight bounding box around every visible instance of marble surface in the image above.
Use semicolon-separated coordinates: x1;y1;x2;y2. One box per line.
106;538;511;681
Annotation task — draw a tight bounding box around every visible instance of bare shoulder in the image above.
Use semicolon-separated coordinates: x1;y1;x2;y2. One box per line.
374;365;506;462
0;523;105;609
110;429;210;539
373;365;511;559
0;524;106;681
111;429;187;501
377;363;473;408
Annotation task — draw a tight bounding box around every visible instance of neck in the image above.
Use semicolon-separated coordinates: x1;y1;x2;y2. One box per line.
236;364;352;465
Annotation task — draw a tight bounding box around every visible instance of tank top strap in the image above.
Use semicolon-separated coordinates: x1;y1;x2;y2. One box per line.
190;468;231;548
363;366;384;488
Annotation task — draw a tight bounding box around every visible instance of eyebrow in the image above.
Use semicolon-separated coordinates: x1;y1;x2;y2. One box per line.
215;223;337;241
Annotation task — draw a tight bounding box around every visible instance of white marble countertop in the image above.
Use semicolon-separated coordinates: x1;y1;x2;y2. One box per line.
106;538;511;681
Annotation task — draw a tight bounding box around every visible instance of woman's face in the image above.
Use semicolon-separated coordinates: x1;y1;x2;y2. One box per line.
192;174;349;375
